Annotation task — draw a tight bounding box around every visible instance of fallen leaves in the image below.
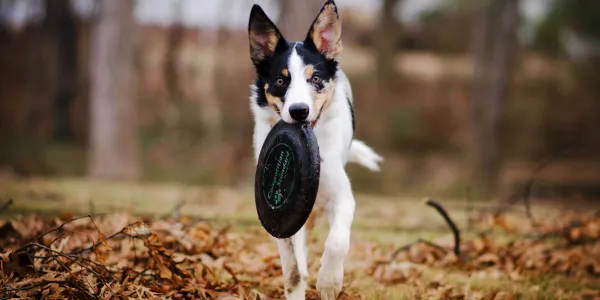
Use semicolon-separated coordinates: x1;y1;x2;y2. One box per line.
0;212;321;299
369;208;600;299
0;201;599;299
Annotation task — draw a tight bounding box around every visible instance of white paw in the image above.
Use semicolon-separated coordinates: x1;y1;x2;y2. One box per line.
286;286;306;300
316;267;343;300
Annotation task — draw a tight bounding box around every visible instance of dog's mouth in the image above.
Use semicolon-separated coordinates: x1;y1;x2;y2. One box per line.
310;116;320;128
278;100;327;128
309;100;327;128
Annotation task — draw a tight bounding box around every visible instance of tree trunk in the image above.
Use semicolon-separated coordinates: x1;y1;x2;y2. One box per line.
375;0;401;89
469;0;520;199
88;0;139;180
279;0;323;41
164;0;184;102
44;0;78;140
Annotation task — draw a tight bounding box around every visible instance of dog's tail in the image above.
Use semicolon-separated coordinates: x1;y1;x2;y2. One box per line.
348;139;383;171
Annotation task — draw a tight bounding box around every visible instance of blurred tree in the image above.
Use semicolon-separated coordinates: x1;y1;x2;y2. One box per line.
375;0;402;88
164;0;183;102
533;0;600;59
279;0;322;41
44;0;78;140
194;0;227;182
469;0;520;199
88;0;139;180
534;0;600;159
417;3;475;54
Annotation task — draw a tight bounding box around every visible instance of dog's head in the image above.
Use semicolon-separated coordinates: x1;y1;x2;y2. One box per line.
248;0;342;125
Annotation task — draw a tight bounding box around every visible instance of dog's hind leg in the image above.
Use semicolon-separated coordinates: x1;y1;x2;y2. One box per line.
316;162;355;300
276;226;307;300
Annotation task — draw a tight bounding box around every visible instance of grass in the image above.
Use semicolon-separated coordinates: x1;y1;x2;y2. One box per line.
0;177;598;299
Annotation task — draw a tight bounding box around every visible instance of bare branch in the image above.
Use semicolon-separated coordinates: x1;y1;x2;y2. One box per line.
424;199;461;256
374;198;461;268
16;214;108;253
374;238;448;266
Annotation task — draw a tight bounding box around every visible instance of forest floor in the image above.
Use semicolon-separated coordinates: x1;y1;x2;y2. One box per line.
1;177;599;299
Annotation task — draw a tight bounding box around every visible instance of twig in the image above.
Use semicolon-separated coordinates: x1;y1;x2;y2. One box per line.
0;198;13;214
374;238;448;266
505;158;548;225
1;279;67;291
50;254;95;297
425;199;461;256
375;198;462;267
29;243;116;297
46;232;68;248
69;227;133;255
223;263;238;283
493;147;579;225
0;280;70;299
16;214;108;253
34;251;116;276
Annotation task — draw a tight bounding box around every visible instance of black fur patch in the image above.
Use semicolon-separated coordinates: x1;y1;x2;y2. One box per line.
347;97;355;135
253;42;293;107
254;79;268;107
252;42;339;108
295;43;338;85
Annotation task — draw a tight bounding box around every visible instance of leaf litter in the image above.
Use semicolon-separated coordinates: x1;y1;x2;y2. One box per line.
0;199;598;299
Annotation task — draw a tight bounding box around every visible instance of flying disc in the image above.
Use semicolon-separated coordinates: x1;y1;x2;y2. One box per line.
254;120;320;239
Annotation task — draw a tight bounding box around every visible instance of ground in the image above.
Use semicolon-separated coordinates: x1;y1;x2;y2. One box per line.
1;177;599;299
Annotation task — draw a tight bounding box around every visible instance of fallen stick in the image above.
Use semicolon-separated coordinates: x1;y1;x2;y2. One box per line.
1;280;73;298
30;243;116;296
374;238;447;266
16;214;109;253
374;199;462;267
424;199;461;256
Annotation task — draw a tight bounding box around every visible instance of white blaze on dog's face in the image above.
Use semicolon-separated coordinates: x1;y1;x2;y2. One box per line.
248;1;342;125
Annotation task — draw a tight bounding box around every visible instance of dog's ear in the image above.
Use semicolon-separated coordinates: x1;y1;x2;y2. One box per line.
248;5;286;65
304;0;342;61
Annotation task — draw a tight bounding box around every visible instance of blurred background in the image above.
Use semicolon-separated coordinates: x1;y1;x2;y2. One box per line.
1;0;599;202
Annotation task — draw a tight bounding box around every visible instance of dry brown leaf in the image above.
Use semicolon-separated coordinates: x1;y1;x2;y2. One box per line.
1;209;598;299
0;251;35;277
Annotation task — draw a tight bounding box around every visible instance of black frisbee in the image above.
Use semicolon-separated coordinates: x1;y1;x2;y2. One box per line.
254;120;320;239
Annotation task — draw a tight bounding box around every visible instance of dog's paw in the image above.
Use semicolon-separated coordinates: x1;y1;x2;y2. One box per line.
285;287;306;300
316;267;343;300
285;279;307;300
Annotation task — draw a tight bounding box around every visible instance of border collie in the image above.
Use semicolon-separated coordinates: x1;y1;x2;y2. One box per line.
247;1;383;299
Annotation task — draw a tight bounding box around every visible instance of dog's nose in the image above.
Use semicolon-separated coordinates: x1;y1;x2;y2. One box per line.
289;103;309;121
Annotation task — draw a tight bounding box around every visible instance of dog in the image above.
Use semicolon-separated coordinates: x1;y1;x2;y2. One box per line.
247;1;383;299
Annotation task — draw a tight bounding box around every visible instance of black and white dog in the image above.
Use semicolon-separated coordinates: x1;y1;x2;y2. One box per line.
248;1;383;299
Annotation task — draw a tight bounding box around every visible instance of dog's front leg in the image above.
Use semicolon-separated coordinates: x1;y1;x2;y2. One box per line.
254;120;308;299
275;227;308;300
316;162;355;300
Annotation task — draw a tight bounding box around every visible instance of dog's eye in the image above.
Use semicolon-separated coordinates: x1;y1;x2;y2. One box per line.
311;74;322;84
275;77;284;86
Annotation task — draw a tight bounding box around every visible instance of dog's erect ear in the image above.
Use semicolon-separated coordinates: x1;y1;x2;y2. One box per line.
304;0;342;61
248;5;285;65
